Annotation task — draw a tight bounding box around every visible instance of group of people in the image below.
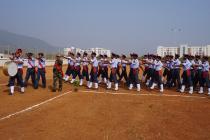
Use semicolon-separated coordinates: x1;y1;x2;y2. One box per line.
6;48;210;96
8;49;46;95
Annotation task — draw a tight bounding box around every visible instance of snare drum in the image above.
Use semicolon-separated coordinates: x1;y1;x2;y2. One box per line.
3;61;18;77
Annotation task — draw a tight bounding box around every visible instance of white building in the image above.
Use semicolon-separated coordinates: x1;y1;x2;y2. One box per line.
157;45;210;57
64;47;111;57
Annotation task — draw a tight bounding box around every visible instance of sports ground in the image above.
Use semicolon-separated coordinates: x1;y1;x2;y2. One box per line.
0;66;210;140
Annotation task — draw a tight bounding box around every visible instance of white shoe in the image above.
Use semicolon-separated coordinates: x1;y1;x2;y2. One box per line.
87;81;90;87
114;83;118;91
21;87;24;93
10;86;14;95
189;86;193;94
65;76;69;81
79;79;83;86
107;81;111;89
137;84;141;92
180;85;185;93
104;78;107;84
198;87;204;94
150;83;155;89
129;84;133;90
160;84;164;93
70;79;75;84
88;82;93;88
208;88;210;95
146;80;150;86
94;83;98;89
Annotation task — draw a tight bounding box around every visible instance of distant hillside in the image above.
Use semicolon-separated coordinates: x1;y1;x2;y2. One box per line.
0;30;59;53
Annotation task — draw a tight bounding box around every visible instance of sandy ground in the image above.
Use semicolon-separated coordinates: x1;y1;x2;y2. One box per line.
0;66;210;140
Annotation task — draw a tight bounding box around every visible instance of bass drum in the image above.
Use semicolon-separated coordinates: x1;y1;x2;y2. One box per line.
3;61;18;77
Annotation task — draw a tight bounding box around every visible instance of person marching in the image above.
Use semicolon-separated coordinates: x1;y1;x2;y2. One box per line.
128;53;141;92
107;53;119;91
141;54;149;82
193;55;202;90
171;54;181;91
36;53;46;88
118;54;128;85
9;49;25;95
101;54;109;84
52;55;63;92
88;52;99;89
145;54;155;86
116;54;121;80
63;52;75;82
149;56;164;92
80;52;90;87
97;54;104;83
70;53;82;85
198;56;210;95
180;55;193;94
24;52;37;89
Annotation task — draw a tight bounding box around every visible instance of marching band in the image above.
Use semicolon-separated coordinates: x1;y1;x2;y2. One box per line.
4;49;210;95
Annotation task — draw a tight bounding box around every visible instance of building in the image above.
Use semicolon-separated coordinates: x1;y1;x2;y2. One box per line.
157;44;210;57
63;47;111;57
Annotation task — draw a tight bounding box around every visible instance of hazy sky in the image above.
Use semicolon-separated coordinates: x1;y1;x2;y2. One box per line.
0;0;210;54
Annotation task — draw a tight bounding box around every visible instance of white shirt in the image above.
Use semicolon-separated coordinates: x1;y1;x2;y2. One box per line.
27;58;35;68
173;59;181;69
15;57;24;69
38;58;46;68
202;61;209;72
182;59;192;71
91;57;98;67
102;58;109;67
74;57;81;67
154;60;163;71
82;57;88;66
131;59;139;69
110;58;118;68
195;60;202;70
121;59;128;67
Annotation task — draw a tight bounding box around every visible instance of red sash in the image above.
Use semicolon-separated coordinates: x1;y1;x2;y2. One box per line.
133;68;139;75
83;66;88;71
54;64;63;77
111;68;116;74
186;69;191;77
18;68;23;75
202;71;209;78
155;70;162;76
92;67;98;73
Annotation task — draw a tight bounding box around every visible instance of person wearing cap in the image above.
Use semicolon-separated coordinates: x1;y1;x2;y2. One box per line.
80;52;90;87
171;54;181;91
141;54;149;82
189;55;196;84
70;53;82;85
116;54;121;80
107;53;119;91
193;55;202;89
101;54;109;84
63;52;75;82
198;56;210;95
24;52;37;89
36;53;46;88
180;54;193;94
128;53;141;91
9;50;25;95
118;54;128;85
88;52;99;89
149;56;164;92
52;54;63;92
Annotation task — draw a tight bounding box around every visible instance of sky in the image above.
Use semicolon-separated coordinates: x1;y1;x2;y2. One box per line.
0;0;210;54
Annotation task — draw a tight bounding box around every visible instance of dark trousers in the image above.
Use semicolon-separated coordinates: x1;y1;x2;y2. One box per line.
171;69;181;89
72;66;82;79
24;68;36;88
119;67;128;82
36;68;46;88
200;72;210;88
82;69;89;81
90;68;98;83
194;69;202;87
149;70;163;87
109;68;118;84
9;69;24;87
182;70;193;87
65;65;74;76
129;69;140;85
102;67;108;79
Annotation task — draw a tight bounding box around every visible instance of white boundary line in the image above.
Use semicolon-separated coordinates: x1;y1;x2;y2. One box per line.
0;91;72;121
80;90;208;99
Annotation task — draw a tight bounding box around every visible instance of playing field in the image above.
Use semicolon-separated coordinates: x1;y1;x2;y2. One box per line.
0;66;210;140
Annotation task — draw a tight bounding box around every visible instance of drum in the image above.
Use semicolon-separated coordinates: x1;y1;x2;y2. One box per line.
3;61;18;76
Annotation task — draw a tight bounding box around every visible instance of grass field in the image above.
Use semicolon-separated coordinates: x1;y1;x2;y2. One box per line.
0;66;210;140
